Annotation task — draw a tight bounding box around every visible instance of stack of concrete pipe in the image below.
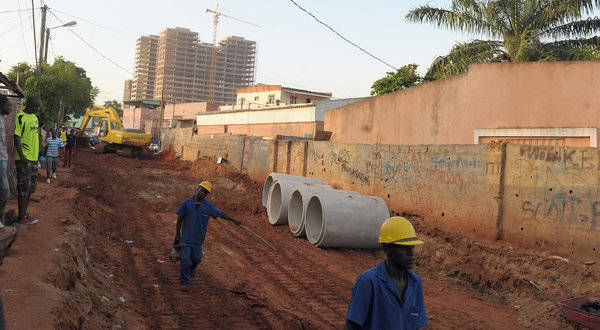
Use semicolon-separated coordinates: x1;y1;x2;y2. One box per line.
263;172;389;249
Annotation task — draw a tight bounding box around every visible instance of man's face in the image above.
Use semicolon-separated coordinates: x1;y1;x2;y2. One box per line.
194;186;209;201
384;244;416;270
26;96;41;114
0;99;11;116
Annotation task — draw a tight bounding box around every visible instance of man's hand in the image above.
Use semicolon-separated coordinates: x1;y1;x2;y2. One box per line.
233;219;242;226
173;237;180;246
19;158;29;167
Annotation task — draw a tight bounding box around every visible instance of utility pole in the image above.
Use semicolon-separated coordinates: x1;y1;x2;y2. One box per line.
38;5;47;73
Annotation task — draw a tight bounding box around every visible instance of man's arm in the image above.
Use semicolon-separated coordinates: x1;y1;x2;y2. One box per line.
14;135;27;165
218;212;242;226
343;319;361;330
173;215;183;246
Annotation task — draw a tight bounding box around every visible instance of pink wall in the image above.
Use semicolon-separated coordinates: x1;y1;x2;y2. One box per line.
164;102;218;120
196;122;322;138
325;61;600;146
122;108;161;130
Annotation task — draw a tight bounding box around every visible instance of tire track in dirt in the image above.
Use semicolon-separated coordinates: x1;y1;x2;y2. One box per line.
209;221;351;328
80;154;272;328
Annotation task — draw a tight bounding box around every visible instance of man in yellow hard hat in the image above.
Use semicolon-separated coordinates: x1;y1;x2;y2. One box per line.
344;216;428;329
173;181;242;292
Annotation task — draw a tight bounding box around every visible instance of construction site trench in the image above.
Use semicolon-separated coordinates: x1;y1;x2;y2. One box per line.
1;147;599;329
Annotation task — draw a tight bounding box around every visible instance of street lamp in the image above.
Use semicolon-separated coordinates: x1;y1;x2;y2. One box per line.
44;21;77;64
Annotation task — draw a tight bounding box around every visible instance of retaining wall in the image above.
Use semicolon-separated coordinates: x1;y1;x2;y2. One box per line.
162;129;599;257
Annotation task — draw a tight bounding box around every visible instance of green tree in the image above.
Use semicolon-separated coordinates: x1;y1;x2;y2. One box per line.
103;100;123;117
7;57;98;128
370;64;424;96
406;0;600;79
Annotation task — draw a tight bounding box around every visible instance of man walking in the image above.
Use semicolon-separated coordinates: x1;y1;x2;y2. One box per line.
173;181;242;291
45;129;64;183
63;128;76;167
14;95;42;225
345;217;428;329
0;95;12;228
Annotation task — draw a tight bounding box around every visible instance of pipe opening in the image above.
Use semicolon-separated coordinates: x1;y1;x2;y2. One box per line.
262;175;274;207
305;196;323;244
268;183;283;223
288;190;303;232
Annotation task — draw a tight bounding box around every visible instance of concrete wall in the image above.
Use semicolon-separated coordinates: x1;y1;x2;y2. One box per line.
325;61;600;146
162;129;600;257
123;108;160;129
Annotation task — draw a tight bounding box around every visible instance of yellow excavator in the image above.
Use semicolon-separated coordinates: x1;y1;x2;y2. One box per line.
77;105;151;157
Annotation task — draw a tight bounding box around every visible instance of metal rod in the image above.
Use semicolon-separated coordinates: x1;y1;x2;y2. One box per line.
550;275;576;298
523;277;566;318
240;225;277;251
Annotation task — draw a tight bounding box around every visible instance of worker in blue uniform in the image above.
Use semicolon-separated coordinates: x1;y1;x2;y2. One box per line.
173;181;242;292
345;216;428;329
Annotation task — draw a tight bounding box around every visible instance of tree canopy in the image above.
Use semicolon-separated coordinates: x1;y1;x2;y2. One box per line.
406;0;600;79
7;57;98;128
370;64;424;96
103;100;123;117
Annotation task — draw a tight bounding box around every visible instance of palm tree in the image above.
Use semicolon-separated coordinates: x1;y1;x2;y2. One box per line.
406;0;600;79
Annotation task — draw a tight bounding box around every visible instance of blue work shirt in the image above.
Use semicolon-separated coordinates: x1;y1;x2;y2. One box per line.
346;260;428;330
176;197;222;245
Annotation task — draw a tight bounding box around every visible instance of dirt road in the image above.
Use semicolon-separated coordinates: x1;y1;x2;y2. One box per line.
1;148;598;328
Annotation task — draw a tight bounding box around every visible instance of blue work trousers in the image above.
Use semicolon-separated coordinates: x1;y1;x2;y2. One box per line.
180;243;203;284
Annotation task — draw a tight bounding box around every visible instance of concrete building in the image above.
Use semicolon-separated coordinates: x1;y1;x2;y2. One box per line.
128;27;256;106
198;98;366;138
325;61;600;147
123;79;132;109
131;35;158;102
164;102;218;128
220;84;333;110
122;107;161;136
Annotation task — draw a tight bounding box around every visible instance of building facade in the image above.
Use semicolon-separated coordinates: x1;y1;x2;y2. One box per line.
131;35;158;102
221;84;333;110
128;27;256;106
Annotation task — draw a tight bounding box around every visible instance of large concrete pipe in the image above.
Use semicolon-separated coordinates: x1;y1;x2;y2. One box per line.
304;192;389;249
262;173;324;207
287;184;334;236
267;179;323;225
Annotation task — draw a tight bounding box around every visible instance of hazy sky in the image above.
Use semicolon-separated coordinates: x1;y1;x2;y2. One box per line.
1;0;469;103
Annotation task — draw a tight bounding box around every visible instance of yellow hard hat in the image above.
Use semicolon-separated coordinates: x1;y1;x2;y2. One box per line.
198;181;212;193
378;216;424;245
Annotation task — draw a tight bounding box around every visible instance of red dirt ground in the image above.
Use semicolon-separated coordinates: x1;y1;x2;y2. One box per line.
0;147;599;329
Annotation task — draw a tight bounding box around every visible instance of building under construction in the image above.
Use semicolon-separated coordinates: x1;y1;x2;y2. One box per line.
128;27;256;106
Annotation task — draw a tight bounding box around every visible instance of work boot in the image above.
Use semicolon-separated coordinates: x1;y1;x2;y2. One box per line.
180;283;189;292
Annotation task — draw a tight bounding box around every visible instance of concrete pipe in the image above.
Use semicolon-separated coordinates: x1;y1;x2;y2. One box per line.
287;184;334;236
267;179;327;225
262;172;324;207
304;192;389;249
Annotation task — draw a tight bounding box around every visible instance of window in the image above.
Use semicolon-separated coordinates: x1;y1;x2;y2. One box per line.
290;96;297;104
268;94;275;104
240;97;246;108
306;98;311;103
254;96;259;101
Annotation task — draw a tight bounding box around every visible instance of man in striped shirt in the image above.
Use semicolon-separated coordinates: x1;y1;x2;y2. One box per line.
45;129;64;184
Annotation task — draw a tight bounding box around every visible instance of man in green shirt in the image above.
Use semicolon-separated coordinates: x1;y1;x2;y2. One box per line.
13;95;41;225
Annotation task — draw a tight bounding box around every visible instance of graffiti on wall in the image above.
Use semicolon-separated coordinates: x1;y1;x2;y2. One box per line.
329;146;370;184
512;145;600;230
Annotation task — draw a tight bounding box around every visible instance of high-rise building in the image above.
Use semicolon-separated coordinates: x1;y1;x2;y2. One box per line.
129;27;256;106
123;79;132;109
131;35;158;101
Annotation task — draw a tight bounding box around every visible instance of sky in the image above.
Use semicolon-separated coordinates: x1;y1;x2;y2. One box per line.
0;0;469;103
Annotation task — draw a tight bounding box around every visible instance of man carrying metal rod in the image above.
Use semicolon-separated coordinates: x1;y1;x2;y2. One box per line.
173;181;242;292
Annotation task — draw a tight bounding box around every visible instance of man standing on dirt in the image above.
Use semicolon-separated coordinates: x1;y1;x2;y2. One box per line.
0;95;12;228
63;129;76;167
344;217;428;329
173;181;243;292
13;95;42;225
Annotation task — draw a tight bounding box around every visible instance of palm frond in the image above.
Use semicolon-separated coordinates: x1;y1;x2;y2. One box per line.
405;5;498;37
545;35;600;48
541;17;600;38
427;40;506;78
542;42;600;60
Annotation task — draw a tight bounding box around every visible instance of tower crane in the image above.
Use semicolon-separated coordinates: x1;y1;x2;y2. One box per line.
205;4;259;104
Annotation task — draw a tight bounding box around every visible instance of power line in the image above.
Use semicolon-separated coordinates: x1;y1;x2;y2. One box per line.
288;0;397;71
50;8;137;38
0;9;30;14
47;9;132;75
